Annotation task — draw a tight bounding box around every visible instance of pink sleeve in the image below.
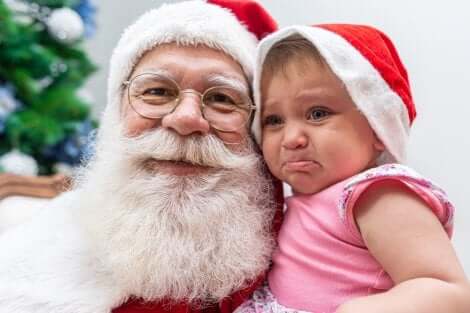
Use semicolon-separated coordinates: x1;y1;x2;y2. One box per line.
338;164;455;243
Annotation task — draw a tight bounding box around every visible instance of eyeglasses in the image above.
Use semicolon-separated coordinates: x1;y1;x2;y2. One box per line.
123;73;256;134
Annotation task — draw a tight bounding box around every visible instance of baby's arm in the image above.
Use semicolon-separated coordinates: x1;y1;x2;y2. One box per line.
336;180;470;313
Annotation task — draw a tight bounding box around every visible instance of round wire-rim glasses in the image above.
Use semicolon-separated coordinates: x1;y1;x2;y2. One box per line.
123;73;256;143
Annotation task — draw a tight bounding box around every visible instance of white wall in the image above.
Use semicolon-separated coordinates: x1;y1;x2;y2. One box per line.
85;0;470;272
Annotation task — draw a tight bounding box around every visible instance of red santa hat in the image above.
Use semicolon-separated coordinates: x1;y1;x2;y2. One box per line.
252;24;416;164
103;0;277;126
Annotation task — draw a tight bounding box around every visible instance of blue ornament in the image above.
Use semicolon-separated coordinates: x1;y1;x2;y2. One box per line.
0;84;22;134
42;119;96;166
0;119;5;135
73;0;97;38
0;84;21;117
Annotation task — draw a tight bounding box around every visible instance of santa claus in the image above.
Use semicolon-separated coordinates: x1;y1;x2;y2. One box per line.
0;1;283;312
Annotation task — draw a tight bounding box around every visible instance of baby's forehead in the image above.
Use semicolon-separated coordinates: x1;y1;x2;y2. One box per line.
260;54;336;94
260;62;354;111
266;54;326;77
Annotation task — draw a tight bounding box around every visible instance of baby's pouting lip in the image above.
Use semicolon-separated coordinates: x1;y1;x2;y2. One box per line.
282;158;320;172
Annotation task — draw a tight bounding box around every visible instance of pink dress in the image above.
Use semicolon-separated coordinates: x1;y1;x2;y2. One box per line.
236;164;454;313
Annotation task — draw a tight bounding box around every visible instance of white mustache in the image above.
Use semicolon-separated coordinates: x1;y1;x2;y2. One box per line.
119;128;259;170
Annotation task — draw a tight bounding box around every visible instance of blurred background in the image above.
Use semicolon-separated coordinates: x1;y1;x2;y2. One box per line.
1;0;469;272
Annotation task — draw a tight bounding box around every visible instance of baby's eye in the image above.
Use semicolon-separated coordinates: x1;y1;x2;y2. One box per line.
308;108;331;121
262;114;283;127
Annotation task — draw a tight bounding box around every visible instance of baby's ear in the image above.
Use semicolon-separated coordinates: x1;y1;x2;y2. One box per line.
373;134;386;151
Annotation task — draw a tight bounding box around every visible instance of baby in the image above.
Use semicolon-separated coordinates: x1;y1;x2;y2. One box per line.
239;24;470;313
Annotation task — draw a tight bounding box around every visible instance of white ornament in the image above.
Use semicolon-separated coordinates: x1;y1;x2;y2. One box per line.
5;0;37;24
53;162;74;176
46;8;85;43
4;0;30;14
0;149;38;176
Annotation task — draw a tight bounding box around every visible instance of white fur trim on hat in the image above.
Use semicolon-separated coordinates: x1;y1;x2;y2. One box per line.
252;25;410;164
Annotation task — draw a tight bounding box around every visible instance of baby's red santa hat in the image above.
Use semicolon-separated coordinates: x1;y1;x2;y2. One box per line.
252;24;416;164
103;0;277;127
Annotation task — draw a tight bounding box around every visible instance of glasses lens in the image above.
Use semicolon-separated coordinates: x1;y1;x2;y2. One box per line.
128;74;179;118
202;86;252;132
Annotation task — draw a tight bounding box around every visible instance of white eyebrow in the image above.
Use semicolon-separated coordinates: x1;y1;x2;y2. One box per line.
206;74;249;95
129;68;175;80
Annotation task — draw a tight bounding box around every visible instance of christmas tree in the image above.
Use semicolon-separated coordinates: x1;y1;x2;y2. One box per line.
0;0;97;176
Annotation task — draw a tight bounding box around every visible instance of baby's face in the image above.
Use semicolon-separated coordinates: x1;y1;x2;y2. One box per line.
260;58;384;194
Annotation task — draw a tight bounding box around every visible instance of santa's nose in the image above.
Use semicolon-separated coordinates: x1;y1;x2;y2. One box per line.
161;91;210;136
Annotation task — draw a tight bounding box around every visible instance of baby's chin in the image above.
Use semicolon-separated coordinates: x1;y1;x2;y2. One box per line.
277;167;316;193
286;174;339;195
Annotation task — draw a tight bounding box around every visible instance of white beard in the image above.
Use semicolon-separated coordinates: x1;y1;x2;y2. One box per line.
73;127;276;305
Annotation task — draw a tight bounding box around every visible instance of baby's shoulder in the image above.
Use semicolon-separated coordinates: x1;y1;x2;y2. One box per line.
345;163;438;190
338;163;454;239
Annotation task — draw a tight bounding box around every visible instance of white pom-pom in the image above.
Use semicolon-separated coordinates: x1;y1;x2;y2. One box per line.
46;8;84;43
0;149;39;176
